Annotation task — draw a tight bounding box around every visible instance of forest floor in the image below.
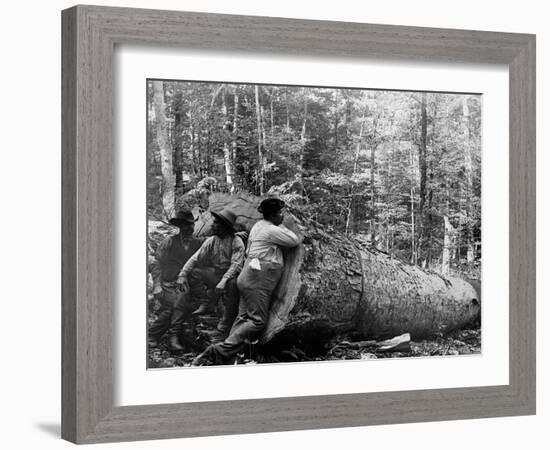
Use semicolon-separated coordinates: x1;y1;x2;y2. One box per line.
147;301;481;368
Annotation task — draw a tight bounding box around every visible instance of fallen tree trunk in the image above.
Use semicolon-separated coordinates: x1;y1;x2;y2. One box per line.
195;193;481;344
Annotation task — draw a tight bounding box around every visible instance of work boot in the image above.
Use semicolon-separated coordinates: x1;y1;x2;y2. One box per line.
169;335;185;352
218;288;239;332
191;349;213;366
204;329;228;344
191;304;214;316
216;322;230;333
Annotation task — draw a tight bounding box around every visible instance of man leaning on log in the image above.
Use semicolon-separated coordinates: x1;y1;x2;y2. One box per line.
193;198;302;365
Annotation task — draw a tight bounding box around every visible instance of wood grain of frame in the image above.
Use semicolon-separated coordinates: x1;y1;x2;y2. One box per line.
61;5;536;444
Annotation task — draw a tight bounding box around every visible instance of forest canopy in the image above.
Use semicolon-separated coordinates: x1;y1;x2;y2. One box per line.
147;80;481;275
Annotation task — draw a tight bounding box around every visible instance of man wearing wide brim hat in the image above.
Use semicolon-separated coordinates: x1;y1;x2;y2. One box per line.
168;209;196;226
148;208;203;351
210;208;237;232
176;207;245;336
193;197;301;365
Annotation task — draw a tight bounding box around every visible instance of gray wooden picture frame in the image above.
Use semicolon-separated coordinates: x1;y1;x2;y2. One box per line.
61;5;536;444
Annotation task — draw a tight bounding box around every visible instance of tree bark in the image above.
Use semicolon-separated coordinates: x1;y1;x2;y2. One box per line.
221;94;234;191
173;88;184;195
270;88;275;139
152;80;175;216
197;126;203;177
442;215;453;275
299;92;308;184
261;105;268;169
232;88;239;175
198;193;481;344
462;97;475;262
334;98;339;149
254;85;264;195
189;122;197;176
370;121;377;244
409;144;417;264
417;92;428;261
345;108;366;236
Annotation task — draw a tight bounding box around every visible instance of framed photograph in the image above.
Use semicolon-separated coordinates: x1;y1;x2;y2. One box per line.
62;5;535;444
145;78;484;366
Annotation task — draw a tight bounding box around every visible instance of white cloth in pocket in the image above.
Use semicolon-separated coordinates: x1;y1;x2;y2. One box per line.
249;258;261;271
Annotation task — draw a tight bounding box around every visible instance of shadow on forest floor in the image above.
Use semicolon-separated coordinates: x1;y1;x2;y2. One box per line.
147;309;481;368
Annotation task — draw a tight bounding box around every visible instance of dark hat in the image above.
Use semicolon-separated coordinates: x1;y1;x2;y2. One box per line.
210;208;237;231
258;198;285;215
169;208;195;226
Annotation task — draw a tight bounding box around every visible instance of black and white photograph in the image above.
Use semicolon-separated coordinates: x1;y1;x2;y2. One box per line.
146;79;482;368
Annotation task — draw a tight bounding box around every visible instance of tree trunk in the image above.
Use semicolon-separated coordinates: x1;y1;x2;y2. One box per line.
334;110;339;149
197;126;203;177
255;85;264;195
462;97;475;263
261;105;268;170
232;88;239;177
345;109;366;235
299;92;308;184
189;122;197;176
442;215;453;275
352;111;365;174
417;92;428;261
370;139;376;244
409;145;417;264
285;89;291;178
344;90;351;148
285;88;290;134
270;89;274;139
198;194;481;345
152;80;175;216
222;95;234;191
173;89;184;196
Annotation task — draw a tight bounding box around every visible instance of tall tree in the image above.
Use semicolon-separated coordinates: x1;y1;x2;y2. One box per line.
345;106;366;235
231;86;239;191
369;121;377;244
299;91;308;186
409;143;417;264
221;93;234;191
417;92;428;262
152;80;175;216
172;87;184;195
255;85;264;195
462;96;475;262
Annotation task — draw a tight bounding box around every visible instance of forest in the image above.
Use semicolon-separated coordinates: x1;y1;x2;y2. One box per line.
147;79;481;274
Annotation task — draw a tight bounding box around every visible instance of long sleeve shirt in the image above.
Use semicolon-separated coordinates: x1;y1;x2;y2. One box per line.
178;234;245;283
246;220;301;266
150;233;203;283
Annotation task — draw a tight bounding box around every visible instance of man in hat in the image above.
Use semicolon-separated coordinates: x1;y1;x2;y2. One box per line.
193;198;301;365
176;207;246;337
148;208;203;351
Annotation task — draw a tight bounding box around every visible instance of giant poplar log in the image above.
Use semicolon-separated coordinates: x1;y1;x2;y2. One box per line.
195;193;481;344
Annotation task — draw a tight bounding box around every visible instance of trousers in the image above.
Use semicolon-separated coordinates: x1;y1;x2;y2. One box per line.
174;268;240;335
201;260;283;364
148;281;184;340
149;267;239;340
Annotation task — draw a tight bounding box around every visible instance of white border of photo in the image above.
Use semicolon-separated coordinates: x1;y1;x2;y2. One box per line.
114;45;509;406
